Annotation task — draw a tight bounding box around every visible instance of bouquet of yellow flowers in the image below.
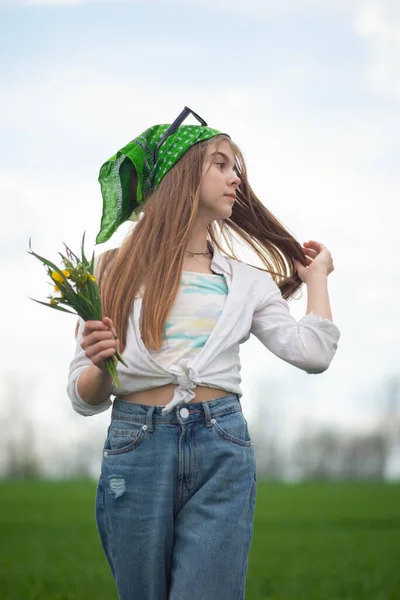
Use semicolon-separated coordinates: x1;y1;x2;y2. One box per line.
28;233;127;387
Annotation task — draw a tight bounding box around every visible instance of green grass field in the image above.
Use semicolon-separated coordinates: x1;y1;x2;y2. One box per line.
0;480;399;599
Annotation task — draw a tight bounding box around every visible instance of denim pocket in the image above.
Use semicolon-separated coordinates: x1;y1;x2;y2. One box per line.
103;419;147;456
211;410;253;448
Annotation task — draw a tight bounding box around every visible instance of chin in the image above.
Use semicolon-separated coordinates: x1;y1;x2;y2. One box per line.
221;207;233;219
217;203;233;217
203;205;233;223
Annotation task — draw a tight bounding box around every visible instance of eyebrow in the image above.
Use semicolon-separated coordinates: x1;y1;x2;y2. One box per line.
210;151;236;167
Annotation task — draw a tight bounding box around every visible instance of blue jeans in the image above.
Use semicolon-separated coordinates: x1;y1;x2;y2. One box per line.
95;393;257;600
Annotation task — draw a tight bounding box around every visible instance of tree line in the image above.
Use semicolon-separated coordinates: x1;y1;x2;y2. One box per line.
1;374;399;481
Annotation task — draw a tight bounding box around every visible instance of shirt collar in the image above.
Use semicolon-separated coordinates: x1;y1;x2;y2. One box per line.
210;242;230;275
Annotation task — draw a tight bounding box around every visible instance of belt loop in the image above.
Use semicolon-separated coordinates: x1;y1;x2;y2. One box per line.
146;406;156;432
202;401;213;427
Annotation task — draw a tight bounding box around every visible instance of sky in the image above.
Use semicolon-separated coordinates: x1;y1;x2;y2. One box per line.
1;0;399;476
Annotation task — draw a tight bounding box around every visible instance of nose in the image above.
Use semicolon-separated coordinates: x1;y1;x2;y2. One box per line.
230;172;241;189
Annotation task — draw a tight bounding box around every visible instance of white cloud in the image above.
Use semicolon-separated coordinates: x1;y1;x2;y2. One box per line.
355;2;400;100
22;0;96;4
15;0;369;18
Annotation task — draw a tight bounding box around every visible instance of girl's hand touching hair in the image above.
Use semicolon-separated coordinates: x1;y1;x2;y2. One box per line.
80;317;119;374
294;240;334;283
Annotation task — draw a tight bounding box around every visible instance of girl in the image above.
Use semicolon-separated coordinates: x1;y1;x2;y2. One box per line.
67;106;340;600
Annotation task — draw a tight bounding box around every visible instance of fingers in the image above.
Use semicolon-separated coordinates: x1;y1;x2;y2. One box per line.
302;247;318;258
301;245;318;265
298;240;335;276
80;318;118;368
302;241;321;254
87;345;117;368
302;241;330;258
303;240;324;248
81;327;114;347
83;318;115;335
103;316;118;339
83;320;108;334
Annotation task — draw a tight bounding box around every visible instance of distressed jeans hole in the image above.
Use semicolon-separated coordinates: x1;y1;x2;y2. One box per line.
109;477;126;499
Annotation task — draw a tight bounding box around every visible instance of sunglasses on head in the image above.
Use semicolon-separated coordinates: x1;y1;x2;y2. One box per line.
153;106;207;163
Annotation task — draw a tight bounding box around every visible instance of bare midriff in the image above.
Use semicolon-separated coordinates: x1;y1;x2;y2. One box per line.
119;383;230;407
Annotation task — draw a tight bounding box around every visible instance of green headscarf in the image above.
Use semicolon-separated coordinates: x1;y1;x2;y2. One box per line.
96;107;225;244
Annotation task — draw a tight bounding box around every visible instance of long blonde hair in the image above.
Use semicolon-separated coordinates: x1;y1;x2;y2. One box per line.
94;135;306;352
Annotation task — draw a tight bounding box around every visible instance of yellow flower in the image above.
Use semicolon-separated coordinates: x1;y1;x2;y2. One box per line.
51;269;70;284
88;274;96;282
49;297;58;305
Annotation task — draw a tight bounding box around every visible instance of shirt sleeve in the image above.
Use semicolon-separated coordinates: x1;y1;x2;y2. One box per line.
250;276;340;374
66;316;113;416
66;253;113;416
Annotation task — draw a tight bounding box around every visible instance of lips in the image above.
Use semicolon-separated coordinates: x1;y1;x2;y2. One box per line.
225;194;236;201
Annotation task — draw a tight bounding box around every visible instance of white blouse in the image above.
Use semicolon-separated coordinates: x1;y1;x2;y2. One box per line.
67;244;341;416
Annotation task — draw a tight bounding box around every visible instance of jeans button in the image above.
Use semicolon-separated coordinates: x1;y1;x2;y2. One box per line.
180;407;189;419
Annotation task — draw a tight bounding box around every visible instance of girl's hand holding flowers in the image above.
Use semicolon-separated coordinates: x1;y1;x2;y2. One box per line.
81;317;120;374
28;233;127;387
294;240;334;283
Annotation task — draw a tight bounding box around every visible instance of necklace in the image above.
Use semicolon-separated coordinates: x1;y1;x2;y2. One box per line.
185;243;212;258
185;249;212;258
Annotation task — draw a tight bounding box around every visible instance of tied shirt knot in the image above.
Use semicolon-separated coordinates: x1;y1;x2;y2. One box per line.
168;361;201;390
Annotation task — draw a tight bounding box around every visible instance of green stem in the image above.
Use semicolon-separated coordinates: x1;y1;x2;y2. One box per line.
105;356;120;387
115;351;128;368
